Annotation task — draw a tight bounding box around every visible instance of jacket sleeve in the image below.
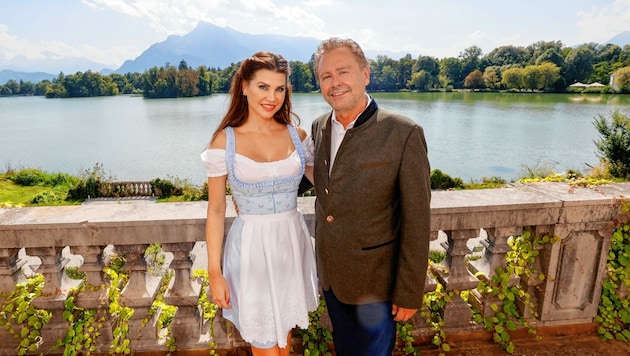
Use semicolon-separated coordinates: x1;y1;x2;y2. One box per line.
392;124;431;309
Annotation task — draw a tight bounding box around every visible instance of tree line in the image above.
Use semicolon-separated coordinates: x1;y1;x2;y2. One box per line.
3;40;630;98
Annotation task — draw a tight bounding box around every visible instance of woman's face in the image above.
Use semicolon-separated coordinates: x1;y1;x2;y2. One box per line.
242;69;287;121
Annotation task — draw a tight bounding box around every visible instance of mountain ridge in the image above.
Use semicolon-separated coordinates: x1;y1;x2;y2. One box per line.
2;25;630;84
114;22;321;74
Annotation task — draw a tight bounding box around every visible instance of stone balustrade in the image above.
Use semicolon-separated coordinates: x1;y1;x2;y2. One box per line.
0;182;628;355
97;181;156;197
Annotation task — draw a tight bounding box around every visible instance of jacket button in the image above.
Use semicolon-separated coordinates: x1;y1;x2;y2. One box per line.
326;215;334;223
325;188;329;194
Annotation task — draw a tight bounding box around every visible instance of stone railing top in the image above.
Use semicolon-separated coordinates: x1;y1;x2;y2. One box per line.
1;182;629;248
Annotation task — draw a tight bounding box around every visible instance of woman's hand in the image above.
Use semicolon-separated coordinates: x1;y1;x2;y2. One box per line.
209;274;232;309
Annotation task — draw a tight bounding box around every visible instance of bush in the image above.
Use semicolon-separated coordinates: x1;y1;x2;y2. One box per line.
9;168;47;186
430;169;464;190
151;178;180;197
66;163;112;200
594;109;630;179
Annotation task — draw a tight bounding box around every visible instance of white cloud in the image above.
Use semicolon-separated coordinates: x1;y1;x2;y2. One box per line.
577;0;630;43
2;0;630;72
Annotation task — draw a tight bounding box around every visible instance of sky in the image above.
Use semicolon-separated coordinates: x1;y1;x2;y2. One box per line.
1;0;630;73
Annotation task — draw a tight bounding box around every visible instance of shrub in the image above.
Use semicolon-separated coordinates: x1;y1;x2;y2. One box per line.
66;163;112;200
594;109;630;179
430;169;464;190
9;168;47;186
151;178;179;197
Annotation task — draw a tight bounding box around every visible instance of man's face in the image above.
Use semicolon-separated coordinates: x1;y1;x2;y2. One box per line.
316;47;370;118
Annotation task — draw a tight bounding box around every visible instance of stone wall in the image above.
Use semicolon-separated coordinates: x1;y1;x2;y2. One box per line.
0;182;628;354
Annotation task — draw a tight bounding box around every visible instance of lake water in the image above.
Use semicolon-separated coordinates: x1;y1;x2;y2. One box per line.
1;92;629;185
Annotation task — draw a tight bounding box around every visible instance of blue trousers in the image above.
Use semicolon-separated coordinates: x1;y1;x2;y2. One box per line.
323;289;396;356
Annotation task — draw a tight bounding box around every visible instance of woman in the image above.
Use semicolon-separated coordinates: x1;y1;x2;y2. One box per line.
200;51;318;355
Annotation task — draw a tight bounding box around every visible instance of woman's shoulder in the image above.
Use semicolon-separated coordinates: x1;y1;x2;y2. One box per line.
293;125;308;141
209;129;227;150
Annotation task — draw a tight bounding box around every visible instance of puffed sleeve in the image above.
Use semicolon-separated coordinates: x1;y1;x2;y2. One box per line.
200;148;227;177
302;134;315;166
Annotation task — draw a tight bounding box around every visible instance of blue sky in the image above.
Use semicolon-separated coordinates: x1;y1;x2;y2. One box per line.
1;0;629;72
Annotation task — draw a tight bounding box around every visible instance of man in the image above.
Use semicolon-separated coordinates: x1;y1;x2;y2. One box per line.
310;37;432;355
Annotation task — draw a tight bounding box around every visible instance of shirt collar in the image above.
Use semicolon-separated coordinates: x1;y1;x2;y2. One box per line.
331;94;372;130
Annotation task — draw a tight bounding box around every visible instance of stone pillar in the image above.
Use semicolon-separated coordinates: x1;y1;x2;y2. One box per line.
115;243;161;352
434;229;479;328
162;242;202;350
468;226;522;318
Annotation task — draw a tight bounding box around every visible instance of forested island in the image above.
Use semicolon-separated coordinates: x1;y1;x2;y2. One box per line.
2;40;630;98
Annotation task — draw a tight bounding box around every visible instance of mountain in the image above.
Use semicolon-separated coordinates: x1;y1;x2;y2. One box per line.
0;55;112;77
115;22;321;73
604;31;630;47
0;69;56;84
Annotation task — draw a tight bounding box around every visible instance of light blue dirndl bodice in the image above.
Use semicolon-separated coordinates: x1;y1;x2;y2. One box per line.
224;125;305;215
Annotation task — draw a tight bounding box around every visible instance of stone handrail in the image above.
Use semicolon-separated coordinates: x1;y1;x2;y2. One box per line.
0;182;628;354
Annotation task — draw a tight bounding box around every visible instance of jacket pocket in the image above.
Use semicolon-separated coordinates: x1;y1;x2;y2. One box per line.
359;161;391;168
362;237;398;251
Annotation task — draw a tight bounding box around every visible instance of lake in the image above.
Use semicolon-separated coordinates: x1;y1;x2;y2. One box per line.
1;92;629;185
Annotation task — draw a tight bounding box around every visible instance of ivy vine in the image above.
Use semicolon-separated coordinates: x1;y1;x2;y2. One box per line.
192;269;219;354
103;253;134;354
474;229;558;354
300;297;333;356
596;201;630;341
0;274;52;355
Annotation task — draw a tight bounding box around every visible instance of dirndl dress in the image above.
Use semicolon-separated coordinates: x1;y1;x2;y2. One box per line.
200;125;319;348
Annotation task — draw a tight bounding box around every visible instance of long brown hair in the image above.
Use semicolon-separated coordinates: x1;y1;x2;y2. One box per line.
211;51;297;142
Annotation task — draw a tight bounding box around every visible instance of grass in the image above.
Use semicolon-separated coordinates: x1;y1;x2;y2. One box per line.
0;177;51;207
0;166;207;207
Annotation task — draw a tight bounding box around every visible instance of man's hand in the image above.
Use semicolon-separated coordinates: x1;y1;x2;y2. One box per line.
392;304;417;322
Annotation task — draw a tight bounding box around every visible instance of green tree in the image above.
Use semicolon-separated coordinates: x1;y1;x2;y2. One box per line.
483;66;501;90
522;65;541;90
502;67;524;89
197;66;212;96
565;45;595;84
612;66;630;93
528;40;563;65
459;45;483;80
289;61;314;92
398;53;415;90
18;80;35;95
536;62;562;91
5;79;19;94
410;70;433;91
439;57;464;88
593;109;630;178
485;45;530;67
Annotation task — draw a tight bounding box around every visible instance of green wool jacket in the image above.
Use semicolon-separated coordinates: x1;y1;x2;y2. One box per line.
311;102;432;309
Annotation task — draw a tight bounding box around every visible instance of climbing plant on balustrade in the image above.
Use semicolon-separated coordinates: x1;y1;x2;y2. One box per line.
473;229;559;354
596;200;630;342
0;274;51;356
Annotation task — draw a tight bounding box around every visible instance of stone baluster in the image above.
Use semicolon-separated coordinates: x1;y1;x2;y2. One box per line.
71;244;113;353
0;247;22;293
25;246;70;351
468;226;523;317
115;243;160;351
521;225;554;320
0;247;23;354
161;242;203;350
433;229;480;328
72;245;108;300
25;246;67;297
